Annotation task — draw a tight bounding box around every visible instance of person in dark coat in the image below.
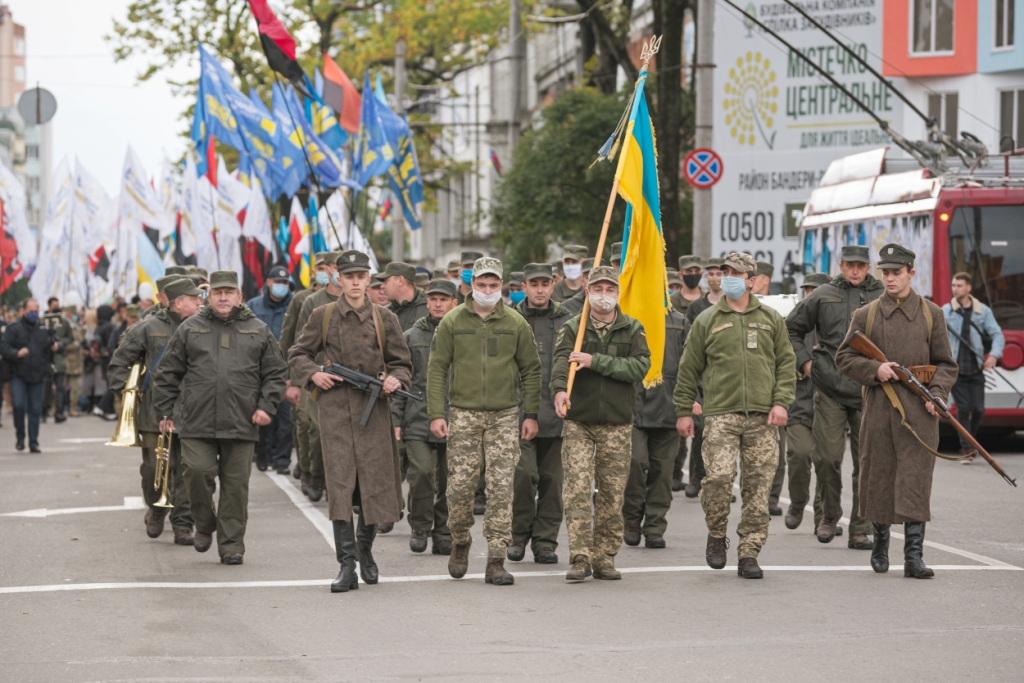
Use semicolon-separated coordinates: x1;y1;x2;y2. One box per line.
288;250;413;593
836;244;958;579
1;299;61;452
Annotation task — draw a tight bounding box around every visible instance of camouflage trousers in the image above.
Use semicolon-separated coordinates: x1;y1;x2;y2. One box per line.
561;420;632;563
446;406;520;559
702;413;779;559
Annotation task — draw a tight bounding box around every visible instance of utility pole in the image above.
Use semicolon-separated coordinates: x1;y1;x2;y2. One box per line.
692;0;715;258
508;0;523;152
392;38;407;263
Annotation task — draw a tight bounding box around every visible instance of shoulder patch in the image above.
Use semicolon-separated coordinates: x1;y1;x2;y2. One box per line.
749;322;773;331
711;322;734;334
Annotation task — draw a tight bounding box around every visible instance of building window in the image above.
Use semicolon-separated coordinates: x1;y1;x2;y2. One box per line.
25;144;38;159
995;0;1016;49
928;92;958;137
912;0;955;54
999;89;1024;151
14;65;25;83
14;38;25;56
25;176;39;193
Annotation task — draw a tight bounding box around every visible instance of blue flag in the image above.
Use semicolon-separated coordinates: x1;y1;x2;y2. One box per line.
270;82;309;199
305;72;348;152
190;79;209;178
353;72;405;188
387;116;424;230
197;45;246;151
274;81;347;189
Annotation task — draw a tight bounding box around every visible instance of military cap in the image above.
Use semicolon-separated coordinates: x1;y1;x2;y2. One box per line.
447;259;461;273
706;257;725;268
337;249;372;273
562;244;589;261
415;272;431;289
610;242;623;259
125;304;141;318
426;279;458;298
164;277;202;300
667;269;683;286
581;258;594;274
877;243;916;269
803;272;831;289
165;266;189;276
552;261;564;276
155;274;182;292
756;260;775;278
314;251;332;267
524;263;554;280
383;261;417;282
188;275;203;287
460;251;484;266
723;252;757;274
473;256;502;279
266;265;291;282
840;245;871;264
209;270;240;290
588;265;619;286
509;271;525;286
433;267;446;279
368;273;386;289
678;254;702;270
186;266;209;281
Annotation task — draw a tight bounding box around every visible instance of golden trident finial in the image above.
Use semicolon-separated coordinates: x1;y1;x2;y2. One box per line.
640;35;663;71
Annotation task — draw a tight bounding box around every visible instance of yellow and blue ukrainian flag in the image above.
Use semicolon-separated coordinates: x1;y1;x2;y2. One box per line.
614;71;669;387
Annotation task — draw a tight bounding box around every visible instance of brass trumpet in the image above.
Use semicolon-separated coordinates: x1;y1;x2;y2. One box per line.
106;360;145;447
153;417;173;509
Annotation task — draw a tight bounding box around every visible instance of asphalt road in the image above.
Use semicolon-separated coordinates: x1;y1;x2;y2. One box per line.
1;417;1023;683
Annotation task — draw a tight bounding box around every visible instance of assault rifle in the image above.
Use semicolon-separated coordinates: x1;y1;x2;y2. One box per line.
318;363;423;427
849;331;1016;487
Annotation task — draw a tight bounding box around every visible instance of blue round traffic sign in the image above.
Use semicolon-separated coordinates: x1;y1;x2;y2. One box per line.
684;148;723;189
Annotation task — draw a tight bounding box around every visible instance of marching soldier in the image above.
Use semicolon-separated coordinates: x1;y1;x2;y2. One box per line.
508;263;571;565
455;251;484;304
623;267;688;549
552;266;651;582
289;250;413;592
675;253;795;579
559;258;592;317
786;245;884;550
427;257;542;586
108;277;203;545
368;273;390;306
835;244;957;578
392;279;458;555
551;245;589;303
752;261;773;296
383;262;429;331
671;255;704;317
152;271;288;565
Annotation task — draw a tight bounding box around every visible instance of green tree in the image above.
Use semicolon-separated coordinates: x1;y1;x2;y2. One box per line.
491;87;627;270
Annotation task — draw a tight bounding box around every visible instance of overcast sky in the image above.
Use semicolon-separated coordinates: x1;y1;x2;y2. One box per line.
13;0;192;196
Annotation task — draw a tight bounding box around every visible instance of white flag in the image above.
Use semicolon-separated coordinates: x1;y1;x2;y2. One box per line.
72;160;115;301
180;151;220;272
29;158;73;302
0;161;35;267
241;178;274;252
319;190;349;251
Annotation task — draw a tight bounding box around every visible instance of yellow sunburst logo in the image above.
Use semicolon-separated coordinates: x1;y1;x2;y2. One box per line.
723;51;778;149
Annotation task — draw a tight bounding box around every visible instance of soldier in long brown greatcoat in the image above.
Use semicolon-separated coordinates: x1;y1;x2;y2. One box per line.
836;244;957;579
289;250;413;593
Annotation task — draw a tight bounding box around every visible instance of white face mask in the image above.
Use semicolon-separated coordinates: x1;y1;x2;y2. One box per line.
589;293;617;314
563;263;583;280
473;289;502;308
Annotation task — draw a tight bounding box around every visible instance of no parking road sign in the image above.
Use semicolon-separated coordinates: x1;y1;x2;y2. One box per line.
683;148;723;189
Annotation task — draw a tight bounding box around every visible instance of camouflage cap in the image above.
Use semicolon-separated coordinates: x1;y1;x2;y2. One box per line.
840;245;871;264
415;272;431;289
667;269;683;286
588;265;619;286
447;259;461;272
460;251;484;266
383;261;417;282
678;254;702;270
803;272;831;289
756;260;775;278
877;243;916;269
209;270;239;290
426;279;458;298
472;256;502;279
706;257;725;269
723;252;756;274
165;266;189;276
186;266;209;281
337;250;372;274
164;277;202;300
155;274;182;292
562;244;589;261
581;258;594;274
125;304;141;318
509;271;525;286
523;262;554;280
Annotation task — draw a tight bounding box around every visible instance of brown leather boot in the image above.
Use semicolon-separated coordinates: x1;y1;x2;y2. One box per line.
565;555;592;582
623;525;641;546
484;558;514;585
706;534;729;569
785;503;805;530
592;554;621;580
144;509;166;539
173;528;194;546
194;531;213;553
448;540;471;579
816;517;838;544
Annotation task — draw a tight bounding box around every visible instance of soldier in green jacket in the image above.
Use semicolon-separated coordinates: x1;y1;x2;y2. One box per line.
392;279;458;555
671;255;704;317
551;244;589;303
552;266;651;582
109;278;203;545
383;261;429;332
675;252;796;579
508;263;572;565
785;245;884;550
427;257;542;586
559;258;592;317
152;271;289;565
42;298;74;422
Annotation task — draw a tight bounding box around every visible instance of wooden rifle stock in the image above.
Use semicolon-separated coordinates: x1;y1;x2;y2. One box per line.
850;331;1017;487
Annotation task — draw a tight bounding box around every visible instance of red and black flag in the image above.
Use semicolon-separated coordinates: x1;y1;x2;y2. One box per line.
247;0;306;91
89;245;110;282
0;199;22;294
321;53;362;134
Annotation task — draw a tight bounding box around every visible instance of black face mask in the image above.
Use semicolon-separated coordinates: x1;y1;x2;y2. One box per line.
682;274;702;289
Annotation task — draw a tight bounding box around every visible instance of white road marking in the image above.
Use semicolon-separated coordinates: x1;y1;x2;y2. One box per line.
59;437;113;444
1;496;145;518
264;471;335;550
1;564;1019;594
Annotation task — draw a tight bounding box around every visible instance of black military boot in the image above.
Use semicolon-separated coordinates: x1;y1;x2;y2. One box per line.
871;523;890;573
903;522;934;579
307;476;325;503
356;514;379;584
737;557;763;579
331;520;359;593
506;541;526;562
705;534;729;569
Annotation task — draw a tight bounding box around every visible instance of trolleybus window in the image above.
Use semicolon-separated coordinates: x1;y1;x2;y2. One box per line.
948;206;1024;330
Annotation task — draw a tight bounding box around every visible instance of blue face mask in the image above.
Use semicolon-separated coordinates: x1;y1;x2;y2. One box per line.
461;269;472;285
270;283;289;299
331;272;342;287
315;271;330;287
721;276;748;300
509;290;526;304
24;311;38;324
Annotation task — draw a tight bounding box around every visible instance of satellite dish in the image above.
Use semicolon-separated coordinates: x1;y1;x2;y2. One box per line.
17;87;57;126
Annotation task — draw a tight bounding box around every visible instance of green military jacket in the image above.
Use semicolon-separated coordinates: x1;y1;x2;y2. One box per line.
389;288;429;333
152;305;288;441
560;288;586;317
670;290;702;319
515;300;573;438
685;292;714;323
108;307;186;434
427;299;542;419
279;286;317;355
674;296;796;418
551;309;651;425
43;313;73;375
142;303;163;319
392;316;446;443
785;274;883;409
633;310;688;429
551;278;584;303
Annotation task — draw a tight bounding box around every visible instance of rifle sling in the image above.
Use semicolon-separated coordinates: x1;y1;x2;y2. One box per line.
309;299;388;404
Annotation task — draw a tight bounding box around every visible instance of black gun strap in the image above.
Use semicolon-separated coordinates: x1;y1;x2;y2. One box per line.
140;345;168;392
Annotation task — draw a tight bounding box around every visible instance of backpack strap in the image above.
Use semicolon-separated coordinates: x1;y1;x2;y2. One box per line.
920;297;933;347
321;303;334;365
370;304;388;375
865;298;880;339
